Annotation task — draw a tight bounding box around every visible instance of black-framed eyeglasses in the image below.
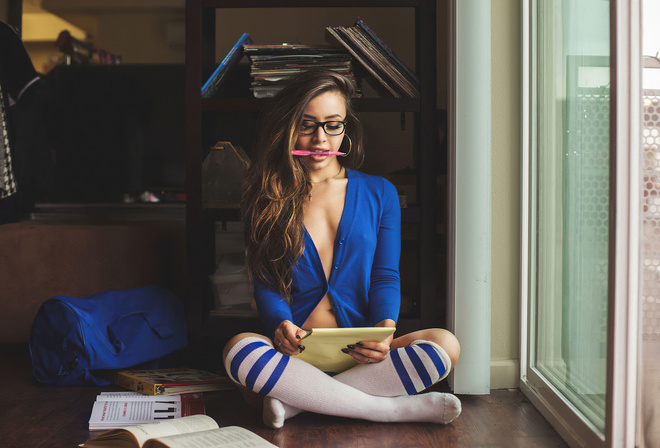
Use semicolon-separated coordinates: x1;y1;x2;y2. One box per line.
298;120;347;136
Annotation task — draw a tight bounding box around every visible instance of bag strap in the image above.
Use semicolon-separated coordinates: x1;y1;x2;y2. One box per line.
107;311;175;354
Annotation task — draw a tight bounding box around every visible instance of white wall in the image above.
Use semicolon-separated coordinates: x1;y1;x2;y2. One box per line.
490;0;522;389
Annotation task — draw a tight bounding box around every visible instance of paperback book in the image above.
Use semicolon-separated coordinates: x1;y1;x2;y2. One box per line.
89;392;206;430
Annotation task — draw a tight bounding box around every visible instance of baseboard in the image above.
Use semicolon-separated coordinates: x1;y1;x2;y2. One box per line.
490;359;520;389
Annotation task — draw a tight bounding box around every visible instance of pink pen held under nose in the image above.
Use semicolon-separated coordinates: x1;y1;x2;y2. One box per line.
291;150;346;156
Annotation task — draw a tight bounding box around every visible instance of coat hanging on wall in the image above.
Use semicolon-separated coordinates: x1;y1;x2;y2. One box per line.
0;82;17;200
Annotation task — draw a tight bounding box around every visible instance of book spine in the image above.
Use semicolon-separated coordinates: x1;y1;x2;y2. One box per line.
326;26;400;98
114;372;161;395
345;27;416;98
355;18;419;86
181;393;206;416
201;33;252;99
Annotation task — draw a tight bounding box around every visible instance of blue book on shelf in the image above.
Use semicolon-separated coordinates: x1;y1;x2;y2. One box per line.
201;32;253;99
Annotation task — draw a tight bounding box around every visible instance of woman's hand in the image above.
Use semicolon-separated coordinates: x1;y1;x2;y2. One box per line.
273;320;307;356
343;319;395;364
343;339;391;364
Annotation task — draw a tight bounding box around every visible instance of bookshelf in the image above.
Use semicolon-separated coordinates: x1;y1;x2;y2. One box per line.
184;0;441;358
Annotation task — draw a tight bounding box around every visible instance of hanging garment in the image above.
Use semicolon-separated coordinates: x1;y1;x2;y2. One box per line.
0;21;40;104
0;82;16;199
0;21;44;221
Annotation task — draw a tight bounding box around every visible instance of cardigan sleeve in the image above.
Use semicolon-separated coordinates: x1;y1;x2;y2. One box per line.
253;279;293;338
368;179;402;325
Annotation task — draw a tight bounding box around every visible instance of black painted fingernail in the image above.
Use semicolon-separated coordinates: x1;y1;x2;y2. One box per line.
296;335;301;339
356;342;364;347
347;344;355;349
298;345;305;352
341;348;349;354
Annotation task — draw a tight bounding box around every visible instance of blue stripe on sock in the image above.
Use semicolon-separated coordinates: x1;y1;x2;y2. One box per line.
245;349;277;390
390;349;417;395
417;343;447;379
258;355;289;396
405;346;433;389
229;340;268;382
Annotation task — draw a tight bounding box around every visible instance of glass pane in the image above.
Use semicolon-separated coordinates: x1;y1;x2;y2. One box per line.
533;0;610;432
642;2;660;443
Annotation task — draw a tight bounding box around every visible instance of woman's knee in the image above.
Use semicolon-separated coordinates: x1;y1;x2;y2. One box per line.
393;328;461;369
431;329;460;368
221;333;268;410
222;332;271;364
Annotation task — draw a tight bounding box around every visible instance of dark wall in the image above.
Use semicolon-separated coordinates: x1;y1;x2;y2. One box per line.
9;63;185;209
38;64;186;203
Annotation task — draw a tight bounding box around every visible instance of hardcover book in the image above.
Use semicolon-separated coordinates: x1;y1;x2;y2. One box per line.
114;367;233;396
201;32;252;99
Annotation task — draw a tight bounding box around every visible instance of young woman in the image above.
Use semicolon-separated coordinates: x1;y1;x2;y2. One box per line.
223;69;461;429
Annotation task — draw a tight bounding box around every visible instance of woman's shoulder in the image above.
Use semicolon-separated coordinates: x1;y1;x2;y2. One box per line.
347;169;399;210
348;169;398;195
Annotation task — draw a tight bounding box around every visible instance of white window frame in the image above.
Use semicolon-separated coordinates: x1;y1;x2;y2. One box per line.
520;0;642;446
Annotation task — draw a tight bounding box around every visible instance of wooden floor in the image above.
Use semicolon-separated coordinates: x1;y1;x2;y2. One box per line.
0;344;568;448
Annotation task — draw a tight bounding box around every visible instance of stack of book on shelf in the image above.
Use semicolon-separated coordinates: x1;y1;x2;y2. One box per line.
88;391;206;430
200;19;415;100
327;18;420;99
243;43;357;98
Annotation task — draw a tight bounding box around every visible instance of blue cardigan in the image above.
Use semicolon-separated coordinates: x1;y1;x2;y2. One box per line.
254;169;402;338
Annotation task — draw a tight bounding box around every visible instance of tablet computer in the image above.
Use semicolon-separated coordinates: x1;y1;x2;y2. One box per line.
294;327;396;373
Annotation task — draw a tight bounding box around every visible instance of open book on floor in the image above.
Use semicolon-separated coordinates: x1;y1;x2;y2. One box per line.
80;415;277;448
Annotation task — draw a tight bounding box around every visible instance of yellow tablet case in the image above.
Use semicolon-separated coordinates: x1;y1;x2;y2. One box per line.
294;327;396;373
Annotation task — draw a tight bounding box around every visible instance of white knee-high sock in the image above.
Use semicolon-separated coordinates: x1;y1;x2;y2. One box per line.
264;339;455;423
333;339;452;397
225;337;461;428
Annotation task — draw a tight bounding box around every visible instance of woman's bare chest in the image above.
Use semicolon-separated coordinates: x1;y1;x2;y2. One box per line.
303;180;347;278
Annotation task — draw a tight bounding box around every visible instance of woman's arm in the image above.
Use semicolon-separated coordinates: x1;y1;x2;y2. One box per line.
253;280;294;338
368;180;402;325
344;180;401;364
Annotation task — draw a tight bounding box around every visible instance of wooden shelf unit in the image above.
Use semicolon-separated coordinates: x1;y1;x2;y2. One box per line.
185;0;440;349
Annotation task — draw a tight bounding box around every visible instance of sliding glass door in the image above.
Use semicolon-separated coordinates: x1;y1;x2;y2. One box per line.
522;0;641;446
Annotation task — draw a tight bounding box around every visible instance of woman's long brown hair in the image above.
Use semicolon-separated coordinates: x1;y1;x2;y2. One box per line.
243;69;364;302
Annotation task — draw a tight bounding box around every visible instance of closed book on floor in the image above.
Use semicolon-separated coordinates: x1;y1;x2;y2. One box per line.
114;367;233;396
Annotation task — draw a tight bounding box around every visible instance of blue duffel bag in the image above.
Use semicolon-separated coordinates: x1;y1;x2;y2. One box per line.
29;285;188;386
